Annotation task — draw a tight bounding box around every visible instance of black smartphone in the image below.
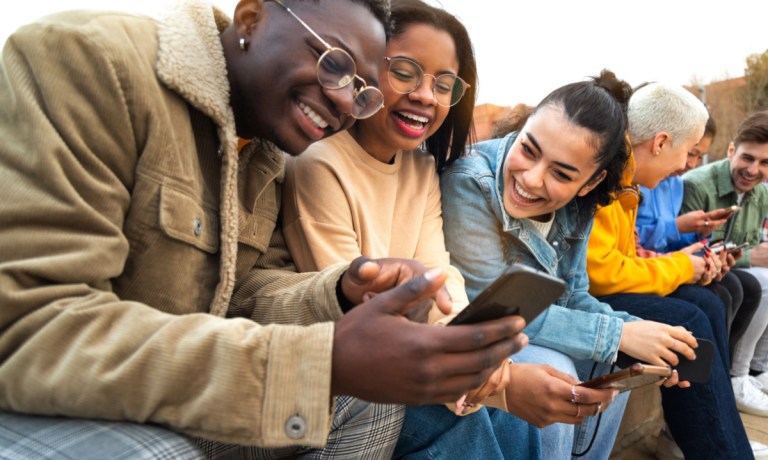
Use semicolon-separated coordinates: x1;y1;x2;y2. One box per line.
615;337;714;384
578;363;672;393
448;264;566;326
673;337;714;383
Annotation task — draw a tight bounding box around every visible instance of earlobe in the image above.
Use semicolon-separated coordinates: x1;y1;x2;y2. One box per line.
655;132;670;154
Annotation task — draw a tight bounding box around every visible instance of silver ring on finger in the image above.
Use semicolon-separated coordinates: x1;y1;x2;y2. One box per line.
571;385;578;404
575;403;581;418
704;220;710;227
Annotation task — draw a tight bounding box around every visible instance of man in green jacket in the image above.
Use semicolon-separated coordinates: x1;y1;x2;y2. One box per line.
682;110;768;418
0;0;526;457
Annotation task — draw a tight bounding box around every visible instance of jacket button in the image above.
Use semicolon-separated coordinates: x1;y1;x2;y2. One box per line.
193;218;203;236
553;241;559;247
285;415;306;439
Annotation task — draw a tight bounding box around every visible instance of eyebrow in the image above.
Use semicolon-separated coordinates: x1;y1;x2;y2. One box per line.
525;132;580;173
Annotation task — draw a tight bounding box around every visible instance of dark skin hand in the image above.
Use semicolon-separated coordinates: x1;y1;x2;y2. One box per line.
331;268;528;404
340;256;454;323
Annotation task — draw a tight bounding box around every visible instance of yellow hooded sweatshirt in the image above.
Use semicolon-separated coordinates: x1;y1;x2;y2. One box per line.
586;153;694;297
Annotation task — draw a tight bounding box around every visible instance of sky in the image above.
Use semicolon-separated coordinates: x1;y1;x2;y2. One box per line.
1;0;766;106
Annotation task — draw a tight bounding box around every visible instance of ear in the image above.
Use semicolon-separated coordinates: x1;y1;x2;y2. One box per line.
233;0;264;38
654;132;671;154
727;142;736;160
577;170;607;197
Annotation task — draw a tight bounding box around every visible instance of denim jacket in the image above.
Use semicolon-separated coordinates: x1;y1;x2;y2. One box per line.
440;133;639;363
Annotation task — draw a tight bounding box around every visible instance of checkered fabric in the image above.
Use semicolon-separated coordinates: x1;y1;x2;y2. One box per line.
0;411;205;460
197;397;405;459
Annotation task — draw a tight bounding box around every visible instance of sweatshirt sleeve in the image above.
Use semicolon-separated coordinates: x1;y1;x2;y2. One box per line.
587;202;695;297
412;166;469;321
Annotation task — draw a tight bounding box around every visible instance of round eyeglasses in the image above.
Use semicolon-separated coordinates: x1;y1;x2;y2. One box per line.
385;57;469;107
272;0;384;119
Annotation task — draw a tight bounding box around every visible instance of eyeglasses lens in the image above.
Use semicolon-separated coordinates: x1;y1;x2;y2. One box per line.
317;48;383;118
317;49;356;89
387;58;465;107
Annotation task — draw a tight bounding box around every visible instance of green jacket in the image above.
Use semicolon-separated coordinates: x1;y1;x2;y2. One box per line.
682;158;768;268
0;0;345;447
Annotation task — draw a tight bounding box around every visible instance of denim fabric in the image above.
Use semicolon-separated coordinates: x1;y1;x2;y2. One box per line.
393;405;541;460
599;289;752;459
513;345;630;460
440;134;639;364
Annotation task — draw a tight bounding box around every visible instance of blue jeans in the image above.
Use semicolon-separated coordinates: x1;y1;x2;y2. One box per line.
513;345;629;460
393;405;541;459
599;286;752;459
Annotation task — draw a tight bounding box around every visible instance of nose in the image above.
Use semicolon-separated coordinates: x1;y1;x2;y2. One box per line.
408;76;437;106
522;162;546;189
322;86;355;126
685;157;697;171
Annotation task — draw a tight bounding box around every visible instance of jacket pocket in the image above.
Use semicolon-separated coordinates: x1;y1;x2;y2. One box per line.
159;182;219;253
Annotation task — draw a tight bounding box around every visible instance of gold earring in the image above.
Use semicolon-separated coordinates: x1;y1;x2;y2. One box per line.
654;151;660;156
239;38;248;51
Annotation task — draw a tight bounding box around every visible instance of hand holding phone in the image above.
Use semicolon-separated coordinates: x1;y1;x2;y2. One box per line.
615;337;714;384
708;205;741;221
448;264;566;326
578;363;672;393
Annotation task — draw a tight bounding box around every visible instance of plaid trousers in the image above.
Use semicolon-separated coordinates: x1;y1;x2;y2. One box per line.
0;411;205;459
197;397;405;459
0;398;403;459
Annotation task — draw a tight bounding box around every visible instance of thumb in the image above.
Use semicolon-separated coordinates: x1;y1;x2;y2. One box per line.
366;267;447;316
345;257;380;285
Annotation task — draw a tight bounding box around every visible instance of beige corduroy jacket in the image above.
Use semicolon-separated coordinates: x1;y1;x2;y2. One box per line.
0;0;347;448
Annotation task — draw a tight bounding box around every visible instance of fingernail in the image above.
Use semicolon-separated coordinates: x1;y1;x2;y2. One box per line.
692;353;697;360
424;268;443;281
612;390;619;400
701;239;709;245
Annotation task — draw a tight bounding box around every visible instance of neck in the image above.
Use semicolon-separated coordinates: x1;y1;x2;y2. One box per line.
349;124;398;164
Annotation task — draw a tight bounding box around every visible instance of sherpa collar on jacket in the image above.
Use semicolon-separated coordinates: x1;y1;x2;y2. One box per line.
157;0;240;316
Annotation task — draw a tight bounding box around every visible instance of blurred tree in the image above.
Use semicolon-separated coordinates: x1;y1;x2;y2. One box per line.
745;49;768;112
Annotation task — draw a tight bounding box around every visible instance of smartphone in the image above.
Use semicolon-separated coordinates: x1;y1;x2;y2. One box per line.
578;363;672;393
711;241;750;255
672;337;714;383
448;264;566;326
726;242;750;254
615;337;714;384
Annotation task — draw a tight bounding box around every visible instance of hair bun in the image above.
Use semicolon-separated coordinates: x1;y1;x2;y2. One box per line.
594;69;632;107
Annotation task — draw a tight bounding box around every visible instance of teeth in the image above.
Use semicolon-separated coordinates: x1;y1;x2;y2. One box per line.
515;181;539;200
299;102;329;129
400;112;429;123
